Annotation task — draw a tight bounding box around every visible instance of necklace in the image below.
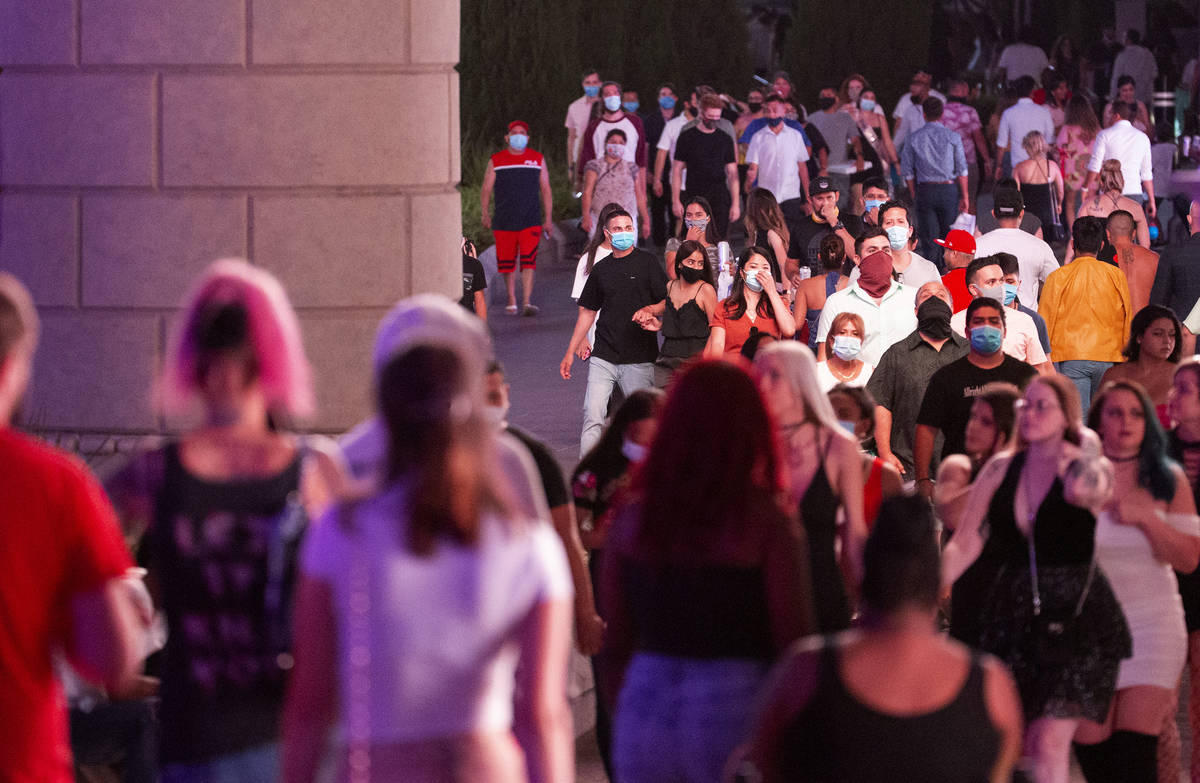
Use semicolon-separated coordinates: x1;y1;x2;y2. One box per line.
828;360;859;382
1107;453;1140;463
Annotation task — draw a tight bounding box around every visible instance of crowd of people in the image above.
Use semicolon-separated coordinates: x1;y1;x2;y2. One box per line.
11;23;1200;783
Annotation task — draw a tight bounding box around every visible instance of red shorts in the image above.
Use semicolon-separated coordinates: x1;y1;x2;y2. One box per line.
493;226;542;273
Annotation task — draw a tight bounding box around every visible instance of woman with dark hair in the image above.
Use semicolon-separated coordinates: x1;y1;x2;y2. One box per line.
794;233;849;351
664;195;732;287
743;188;790;279
754;342;866;632
936;382;1022;533
1056;95;1100;233
581;129;648;238
634;239;717;387
942;374;1131;783
570;388;664;777
1167;358;1200;777
1100;304;1182;422
1072;381;1199;783
704;247;795;358
1102;76;1154;138
746;496;1024;782
600;360;812;783
826;383;903;530
282;342;573;783
106;259;347;781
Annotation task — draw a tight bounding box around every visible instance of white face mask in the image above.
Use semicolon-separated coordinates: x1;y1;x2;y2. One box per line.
483;404;508;429
621;439;648;462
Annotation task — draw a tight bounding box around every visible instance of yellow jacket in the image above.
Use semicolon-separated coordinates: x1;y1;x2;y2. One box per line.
1041;255;1133;363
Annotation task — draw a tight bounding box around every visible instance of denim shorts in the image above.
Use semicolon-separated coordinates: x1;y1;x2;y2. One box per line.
613;653;768;783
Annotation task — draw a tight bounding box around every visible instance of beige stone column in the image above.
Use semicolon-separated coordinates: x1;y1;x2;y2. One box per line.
1;0;461;437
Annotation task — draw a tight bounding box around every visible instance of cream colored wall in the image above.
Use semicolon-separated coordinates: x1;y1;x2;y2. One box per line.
1;0;461;435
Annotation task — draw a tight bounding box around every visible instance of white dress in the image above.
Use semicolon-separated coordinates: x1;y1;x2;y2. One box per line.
1093;510;1197;689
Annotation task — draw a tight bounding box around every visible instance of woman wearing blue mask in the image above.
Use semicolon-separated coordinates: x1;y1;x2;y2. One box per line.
704;247;795;358
816;311;873;392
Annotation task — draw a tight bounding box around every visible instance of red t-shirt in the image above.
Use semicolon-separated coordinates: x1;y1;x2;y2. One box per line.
942;268;972;313
0;429;132;783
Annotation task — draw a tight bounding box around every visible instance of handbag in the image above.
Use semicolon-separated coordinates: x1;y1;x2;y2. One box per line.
1028;531;1095;667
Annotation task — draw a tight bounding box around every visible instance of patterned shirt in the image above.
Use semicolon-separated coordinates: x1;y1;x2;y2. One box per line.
901;120;968;183
941;100;982;163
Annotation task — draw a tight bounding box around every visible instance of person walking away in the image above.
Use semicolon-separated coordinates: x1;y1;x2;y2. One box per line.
901;97;970;268
480;120;555;316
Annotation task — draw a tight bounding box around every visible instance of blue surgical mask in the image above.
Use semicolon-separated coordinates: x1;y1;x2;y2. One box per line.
610;230;636;251
604;95;622;112
970;325;1004;354
860;98;877;112
837;419;859;436
832;335;863;361
744;269;764;292
864;198;884;212
1002;282;1018;306
622;100;639;113
885;225;909;250
659;95;677;110
584;84;600;98
509;133;528;151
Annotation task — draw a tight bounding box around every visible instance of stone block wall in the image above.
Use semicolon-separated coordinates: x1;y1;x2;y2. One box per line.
1;0;461;437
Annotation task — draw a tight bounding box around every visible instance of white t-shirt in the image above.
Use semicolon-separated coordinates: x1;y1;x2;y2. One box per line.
997;42;1050;83
566;96;596;160
972;228;1059;311
745;125;810;203
301;485;572;743
951;305;1047;365
590;116;642;168
1088;120;1154;197
817;282;918;366
658;114;690;189
815;360;875;393
996;98;1055;165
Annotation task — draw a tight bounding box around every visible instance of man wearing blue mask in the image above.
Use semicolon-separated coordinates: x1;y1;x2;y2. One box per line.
914;296;1037;498
645;83;680;247
560;209;667;456
949;255;1051;373
858;178;890;228
745;93;811;230
577;81;647;189
566;69;602;189
480;120;555;316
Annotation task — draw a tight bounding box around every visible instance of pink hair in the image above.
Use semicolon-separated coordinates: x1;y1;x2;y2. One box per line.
160;258;314;418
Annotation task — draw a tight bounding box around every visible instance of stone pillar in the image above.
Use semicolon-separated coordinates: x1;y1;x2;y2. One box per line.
1;0;461;437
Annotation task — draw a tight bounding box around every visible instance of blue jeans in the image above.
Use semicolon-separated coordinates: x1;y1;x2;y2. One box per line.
581;356;654;457
916;182;959;270
1058;360;1113;415
613;653;767;783
160;743;278;783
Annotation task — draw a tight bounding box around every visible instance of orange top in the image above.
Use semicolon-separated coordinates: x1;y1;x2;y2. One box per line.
711;301;783;356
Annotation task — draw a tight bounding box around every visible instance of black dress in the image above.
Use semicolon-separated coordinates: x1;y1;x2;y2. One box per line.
657;291;710;370
798;431;852;632
969;452;1131;722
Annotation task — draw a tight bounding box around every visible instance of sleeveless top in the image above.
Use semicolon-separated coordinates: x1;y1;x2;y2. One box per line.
660;289;711;360
148;443;306;764
805;271;841;351
798;430;851;632
620;559;774;660
749;228;781;278
775;640;1000;782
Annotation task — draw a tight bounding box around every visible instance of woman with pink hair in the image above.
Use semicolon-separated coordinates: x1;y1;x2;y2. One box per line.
107;258;346;782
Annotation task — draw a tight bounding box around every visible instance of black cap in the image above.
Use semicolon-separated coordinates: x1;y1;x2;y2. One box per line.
992;188;1024;217
809;175;837;196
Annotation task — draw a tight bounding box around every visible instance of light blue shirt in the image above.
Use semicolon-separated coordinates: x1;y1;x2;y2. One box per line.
901;120;967;183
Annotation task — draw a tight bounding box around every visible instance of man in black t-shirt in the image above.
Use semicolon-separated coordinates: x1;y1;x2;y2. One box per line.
671;93;739;238
784;175;862;284
459;252;487;318
913;296;1036;498
561;209;667;457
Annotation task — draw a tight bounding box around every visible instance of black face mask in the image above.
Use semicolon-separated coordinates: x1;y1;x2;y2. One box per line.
818;96;836;110
747;101;763;113
917;296;953;340
678;266;704;283
687;106;699;118
765;116;784;127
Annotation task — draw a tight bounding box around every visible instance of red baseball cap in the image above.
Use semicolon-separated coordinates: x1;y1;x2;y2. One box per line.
507;120;530;134
935;229;976;254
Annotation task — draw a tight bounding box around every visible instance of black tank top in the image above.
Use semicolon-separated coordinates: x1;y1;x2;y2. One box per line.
798;430;851;632
776;639;1000;782
660;291;711;359
148;442;306;763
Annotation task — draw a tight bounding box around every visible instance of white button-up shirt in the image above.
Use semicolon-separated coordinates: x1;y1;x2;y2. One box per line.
745;125;810;203
817;281;918;366
996;98;1055;165
1088;119;1153;197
